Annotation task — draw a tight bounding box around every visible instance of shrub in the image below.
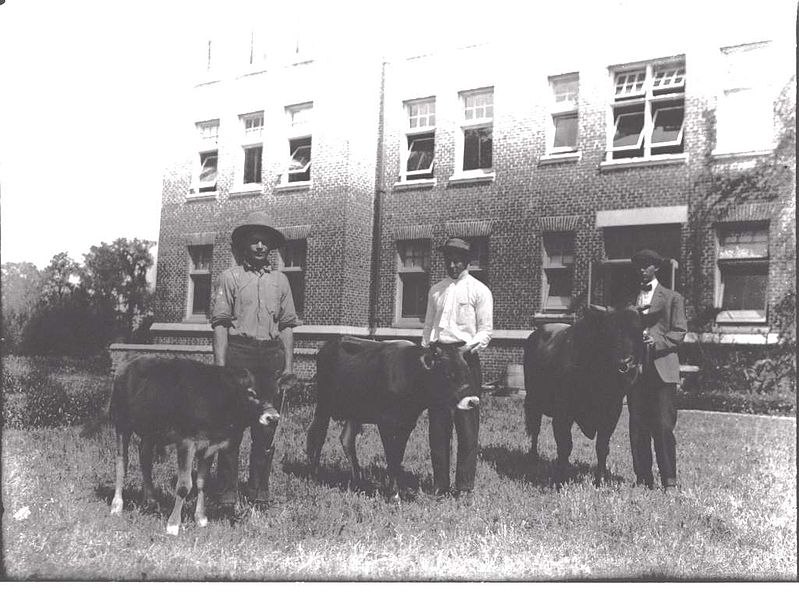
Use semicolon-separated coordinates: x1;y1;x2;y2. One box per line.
677;389;796;416
1;355;109;429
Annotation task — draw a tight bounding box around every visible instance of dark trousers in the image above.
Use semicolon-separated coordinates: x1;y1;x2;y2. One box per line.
428;350;482;493
627;363;678;488
217;336;285;505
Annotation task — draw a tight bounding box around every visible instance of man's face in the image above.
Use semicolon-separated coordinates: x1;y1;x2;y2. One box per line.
635;262;658;285
444;251;468;279
244;231;272;266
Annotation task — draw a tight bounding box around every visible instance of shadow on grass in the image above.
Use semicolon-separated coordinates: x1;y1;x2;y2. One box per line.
282;458;426;501
481;444;626;489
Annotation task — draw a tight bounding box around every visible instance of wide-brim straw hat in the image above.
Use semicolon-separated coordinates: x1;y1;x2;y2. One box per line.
438;237;471;254
231;211;286;249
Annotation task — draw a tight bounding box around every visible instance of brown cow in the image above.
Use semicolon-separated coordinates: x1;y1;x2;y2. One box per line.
108;356;279;535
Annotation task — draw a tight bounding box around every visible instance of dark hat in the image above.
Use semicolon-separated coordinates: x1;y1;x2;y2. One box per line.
631;248;665;267
231;212;285;249
439;237;471;254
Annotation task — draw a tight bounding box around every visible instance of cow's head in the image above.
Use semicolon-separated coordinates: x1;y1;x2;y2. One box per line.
419;342;479;410
583;304;652;390
227;367;280;426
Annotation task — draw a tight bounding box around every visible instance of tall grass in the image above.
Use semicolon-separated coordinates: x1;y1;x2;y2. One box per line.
2;393;795;580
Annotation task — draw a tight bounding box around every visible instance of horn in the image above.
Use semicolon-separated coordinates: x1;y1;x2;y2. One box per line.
588;304;608;313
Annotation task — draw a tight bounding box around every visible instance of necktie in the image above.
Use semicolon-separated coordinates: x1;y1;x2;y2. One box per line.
641;284;652;292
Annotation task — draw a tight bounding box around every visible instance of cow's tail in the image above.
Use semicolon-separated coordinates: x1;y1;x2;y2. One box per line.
80;372;120;438
306;341;336;469
522;330;542;439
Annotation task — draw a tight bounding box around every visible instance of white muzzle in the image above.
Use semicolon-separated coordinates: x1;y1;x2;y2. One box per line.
456;396;480;410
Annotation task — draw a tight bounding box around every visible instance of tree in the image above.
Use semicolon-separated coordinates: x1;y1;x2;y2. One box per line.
82;238;155;342
0;262;43;351
40;252;81;302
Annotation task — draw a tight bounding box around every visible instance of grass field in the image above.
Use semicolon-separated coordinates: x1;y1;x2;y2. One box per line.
2;390;796;581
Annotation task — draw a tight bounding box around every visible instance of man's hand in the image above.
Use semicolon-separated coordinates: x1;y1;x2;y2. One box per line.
643;332;655;347
277;370;298;391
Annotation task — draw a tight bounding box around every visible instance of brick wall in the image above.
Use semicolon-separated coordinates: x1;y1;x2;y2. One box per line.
150;30;795;390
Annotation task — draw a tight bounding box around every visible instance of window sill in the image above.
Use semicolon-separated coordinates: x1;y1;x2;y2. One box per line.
391;319;425;329
715;310;767;325
229;185;263;197
711;148;774;161
538;151;581;165
393;179;437;190
186;192;218;202
448;171;496;185
275;181;312;192
598;153;688;171
533;312;576;324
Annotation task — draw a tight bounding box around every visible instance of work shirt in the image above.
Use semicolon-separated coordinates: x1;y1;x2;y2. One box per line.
422;270;493;350
211;264;299;340
637;277;660;314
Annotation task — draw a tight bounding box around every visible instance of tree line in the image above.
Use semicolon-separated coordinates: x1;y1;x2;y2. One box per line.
1;238;155;356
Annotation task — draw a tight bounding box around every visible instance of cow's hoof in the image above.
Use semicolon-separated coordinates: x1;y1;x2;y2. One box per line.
110;498;123;514
166;524;180;536
196;516;208;528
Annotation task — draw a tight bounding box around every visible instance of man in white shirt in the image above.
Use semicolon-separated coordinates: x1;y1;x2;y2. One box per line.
422;238;493;499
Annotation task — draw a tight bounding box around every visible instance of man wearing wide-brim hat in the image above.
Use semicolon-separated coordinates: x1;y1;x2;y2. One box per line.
211;211;299;517
422;237;494;499
627;248;687;492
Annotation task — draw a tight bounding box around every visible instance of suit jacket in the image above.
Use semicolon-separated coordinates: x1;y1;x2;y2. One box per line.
643;285;687;384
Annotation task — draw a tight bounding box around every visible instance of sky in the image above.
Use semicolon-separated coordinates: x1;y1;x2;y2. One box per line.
0;0;795;269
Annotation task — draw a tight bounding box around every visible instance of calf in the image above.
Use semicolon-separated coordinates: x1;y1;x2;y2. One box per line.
109;356;279;535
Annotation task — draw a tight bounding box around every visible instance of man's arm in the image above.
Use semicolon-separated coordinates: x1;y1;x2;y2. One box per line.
421;285;437;348
470;284;494;351
663;292;687;348
211;270;235;366
213;325;228;366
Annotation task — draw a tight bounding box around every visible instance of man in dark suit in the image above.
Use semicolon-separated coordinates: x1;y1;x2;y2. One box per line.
627;249;687;492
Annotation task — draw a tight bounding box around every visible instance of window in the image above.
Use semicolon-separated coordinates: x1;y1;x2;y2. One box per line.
402;98;436;181
240;112;263;185
716;223;769;322
397;240;430;321
188;245;212;318
285;103;312;183
595;224;681;306
193;120;219;193
549;75;579;153
716;43;774;153
279;240;306;318
464;236;489;285
542;233;574;311
247;29;268;68
458;88;493;172
608;60;685;160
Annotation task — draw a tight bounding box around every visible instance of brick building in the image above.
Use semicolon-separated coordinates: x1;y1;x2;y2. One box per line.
115;4;796;386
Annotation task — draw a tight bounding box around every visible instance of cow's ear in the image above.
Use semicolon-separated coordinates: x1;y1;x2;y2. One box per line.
420;351;434;371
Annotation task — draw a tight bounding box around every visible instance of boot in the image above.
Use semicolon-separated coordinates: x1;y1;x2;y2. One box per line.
247;446;276;507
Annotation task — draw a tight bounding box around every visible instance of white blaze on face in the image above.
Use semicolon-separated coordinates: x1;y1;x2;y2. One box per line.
456;396;480;410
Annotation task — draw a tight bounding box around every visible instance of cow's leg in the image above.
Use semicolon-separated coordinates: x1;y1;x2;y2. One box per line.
306;410;331;477
194;451;213;528
594;398;623;486
111;429;130;515
525;397;543;465
552;416;573;487
139;436;157;512
167;440;195;535
340;420;362;487
378;424;413;501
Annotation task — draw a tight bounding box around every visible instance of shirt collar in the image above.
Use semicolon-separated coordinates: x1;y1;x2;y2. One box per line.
448;269;470;283
645;277;659;292
243;261;272;275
